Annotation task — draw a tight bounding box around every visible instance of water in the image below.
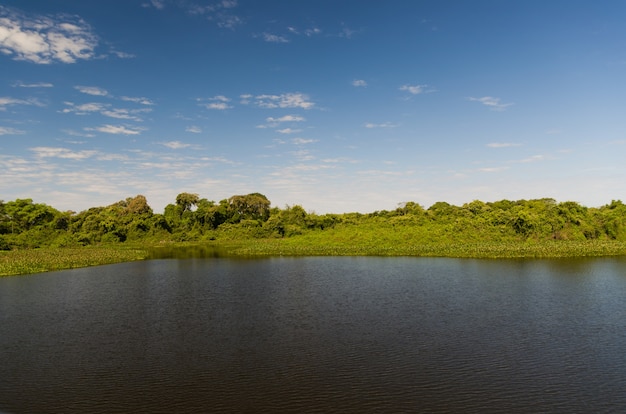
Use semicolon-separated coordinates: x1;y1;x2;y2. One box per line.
1;256;625;413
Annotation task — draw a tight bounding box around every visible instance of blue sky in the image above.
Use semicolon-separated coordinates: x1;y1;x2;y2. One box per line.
1;1;625;214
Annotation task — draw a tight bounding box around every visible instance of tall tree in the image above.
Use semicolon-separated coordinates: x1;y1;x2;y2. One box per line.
175;192;200;213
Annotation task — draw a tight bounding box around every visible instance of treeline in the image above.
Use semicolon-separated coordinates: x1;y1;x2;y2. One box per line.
1;193;626;250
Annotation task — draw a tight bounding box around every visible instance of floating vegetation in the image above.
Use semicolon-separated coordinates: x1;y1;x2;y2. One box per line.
0;247;148;277
218;239;626;259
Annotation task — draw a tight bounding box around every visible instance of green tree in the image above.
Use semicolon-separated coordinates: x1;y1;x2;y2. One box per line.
228;193;271;221
176;192;200;213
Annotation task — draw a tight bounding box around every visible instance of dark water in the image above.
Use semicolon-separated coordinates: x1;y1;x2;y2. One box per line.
1;256;626;413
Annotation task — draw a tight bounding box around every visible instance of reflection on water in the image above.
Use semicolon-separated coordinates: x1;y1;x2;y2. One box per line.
147;244;229;259
1;256;625;413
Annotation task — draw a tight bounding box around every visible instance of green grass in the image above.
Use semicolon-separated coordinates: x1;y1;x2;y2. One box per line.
0;247;148;277
216;238;626;259
2;235;626;277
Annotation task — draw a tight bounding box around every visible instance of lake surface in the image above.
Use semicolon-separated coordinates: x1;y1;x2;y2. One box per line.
1;256;626;413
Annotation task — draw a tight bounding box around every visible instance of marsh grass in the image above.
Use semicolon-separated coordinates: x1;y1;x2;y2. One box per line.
208;239;626;260
0;247;148;277
2;236;625;277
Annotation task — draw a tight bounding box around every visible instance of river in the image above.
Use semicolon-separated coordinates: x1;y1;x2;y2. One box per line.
1;256;625;413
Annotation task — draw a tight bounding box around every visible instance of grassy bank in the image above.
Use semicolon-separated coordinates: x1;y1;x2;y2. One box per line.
217;238;626;258
3;238;626;277
0;247;148;277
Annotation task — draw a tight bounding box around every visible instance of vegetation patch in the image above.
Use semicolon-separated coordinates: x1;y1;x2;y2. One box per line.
0;247;148;277
1;193;626;275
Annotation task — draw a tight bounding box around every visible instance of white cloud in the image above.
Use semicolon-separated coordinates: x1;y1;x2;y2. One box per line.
258;114;306;129
111;50;135;59
262;32;289;43
62;102;108;114
365;122;398;128
204;102;231;110
145;0;166;10
0;6;99;64
477;167;508;173
268;115;305;123
244;93;315;109
186;126;202;133
468;96;514;111
292;138;317;145
352;79;367;87
517;154;545;163
199;95;233;110
30;146;97;160
160;141;192;149
399;84;428;95
62;102;150;121
487;142;521;148
75;85;108;96
290;149;316;161
276;128;301;134
101;108;148;121
12;81;53;88
63;129;95;138
85;124;144;135
286;26;322;37
304;27;322;37
339;26;356;39
0;126;25;135
144;0;242;29
120;96;155;105
0;96;44;110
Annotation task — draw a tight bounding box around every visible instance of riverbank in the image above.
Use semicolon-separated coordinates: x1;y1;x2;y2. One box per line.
0;247;148;277
3;239;626;277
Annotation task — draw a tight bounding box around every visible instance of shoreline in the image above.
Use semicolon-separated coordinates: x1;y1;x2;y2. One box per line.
3;239;626;277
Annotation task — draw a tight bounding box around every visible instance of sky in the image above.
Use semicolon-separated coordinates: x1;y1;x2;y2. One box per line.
1;1;625;214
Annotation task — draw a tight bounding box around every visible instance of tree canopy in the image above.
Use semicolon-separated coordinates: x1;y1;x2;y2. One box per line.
1;193;625;251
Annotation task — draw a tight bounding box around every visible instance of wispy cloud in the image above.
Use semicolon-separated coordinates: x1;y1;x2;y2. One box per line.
0;126;26;135
468;96;514;111
120;96;155;105
75;85;108;96
0;96;45;110
101;108;150;121
338;25;357;39
143;0;165;10
292;138;317;145
111;50;135;59
62;102;108;114
199;95;233;110
160;141;192;149
399;84;429;95
0;5;100;64
30;146;97;160
62;129;95;138
185;126;202;133
242;93;314;109
276;128;301;134
12;81;54;88
144;0;242;29
268;115;305;123
352;79;367;87
487;142;521;148
477;167;508;173
517;154;545;163
257;114;306;129
85;124;145;135
62;102;151;121
261;32;289;43
365;122;398;128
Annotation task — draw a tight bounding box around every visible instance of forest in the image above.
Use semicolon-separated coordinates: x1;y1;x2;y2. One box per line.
2;192;626;251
